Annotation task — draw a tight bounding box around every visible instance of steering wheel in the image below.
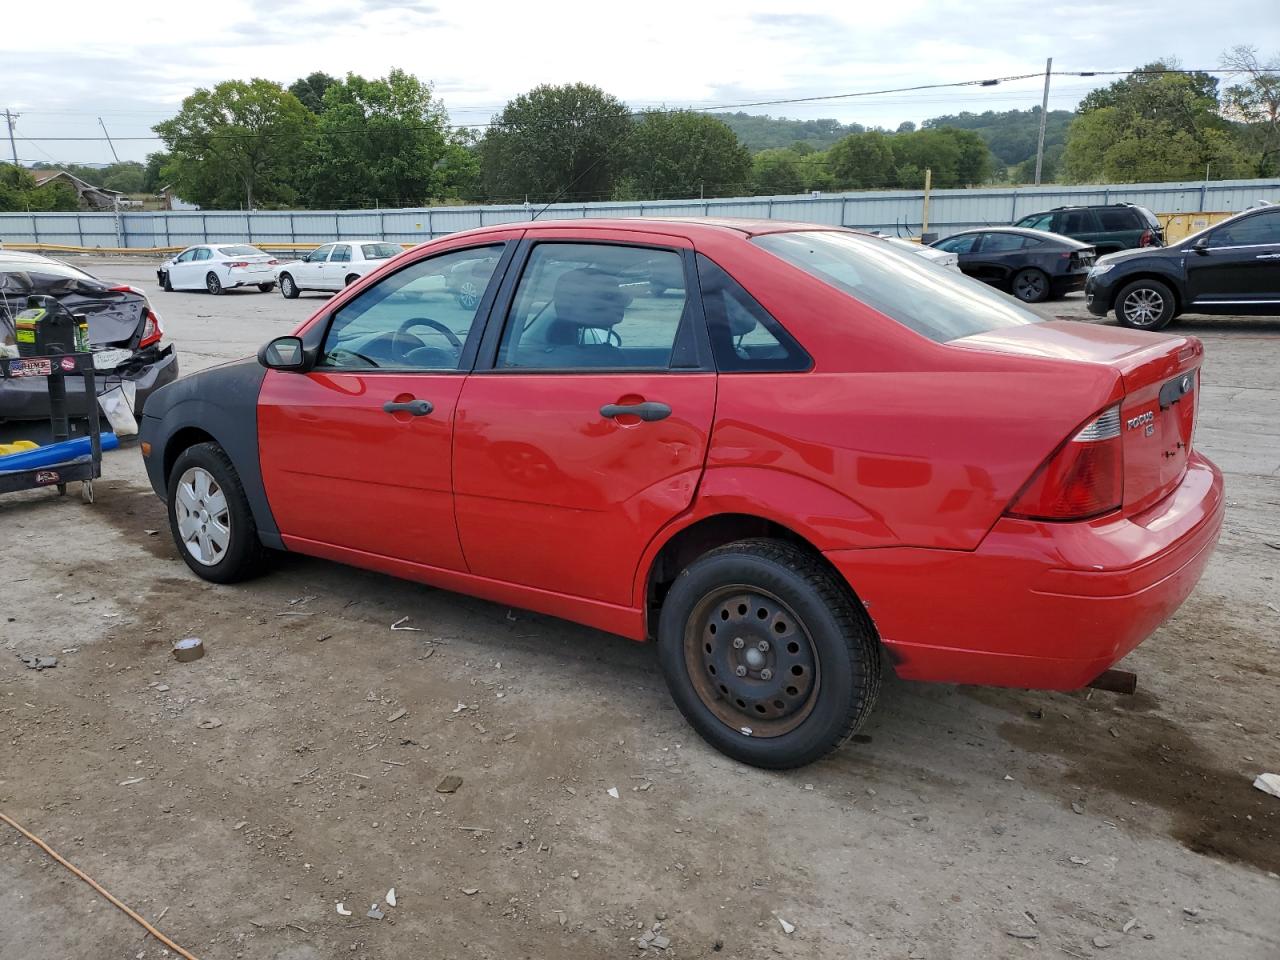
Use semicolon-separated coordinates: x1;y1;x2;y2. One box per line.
398;317;462;352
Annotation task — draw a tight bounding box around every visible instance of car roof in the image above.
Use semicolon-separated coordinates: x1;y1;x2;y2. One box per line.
947;226;1089;248
458;217;857;241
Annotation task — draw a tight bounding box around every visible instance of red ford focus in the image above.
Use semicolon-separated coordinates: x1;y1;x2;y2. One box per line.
139;219;1224;769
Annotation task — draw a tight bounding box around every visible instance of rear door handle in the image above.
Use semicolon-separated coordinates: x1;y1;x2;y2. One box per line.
383;399;433;416
1255;253;1280;259
600;401;671;422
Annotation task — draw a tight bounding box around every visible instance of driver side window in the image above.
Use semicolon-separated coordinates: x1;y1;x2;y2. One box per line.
318;244;503;371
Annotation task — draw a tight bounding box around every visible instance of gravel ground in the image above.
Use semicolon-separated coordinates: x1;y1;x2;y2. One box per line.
1;259;1278;960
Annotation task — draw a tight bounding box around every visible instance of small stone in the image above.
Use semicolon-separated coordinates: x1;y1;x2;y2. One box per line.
462;887;479;896
1093;935;1112;949
569;870;579;880
436;775;463;793
652;935;670;949
387;708;408;723
778;917;795;935
1182;907;1200;917
1109;726;1120;738
1069;856;1090;866
1122;918;1137;934
155;684;170;692
197;718;223;729
1006;931;1038;940
607;787;620;799
366;904;384;920
1071;801;1085;815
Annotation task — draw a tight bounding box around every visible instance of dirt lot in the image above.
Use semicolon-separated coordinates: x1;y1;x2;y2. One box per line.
2;262;1278;960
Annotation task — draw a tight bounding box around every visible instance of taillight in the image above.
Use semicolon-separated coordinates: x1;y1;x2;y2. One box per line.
268;259;279;265
227;261;249;268
139;308;163;349
1139;229;1153;246
1006;405;1123;521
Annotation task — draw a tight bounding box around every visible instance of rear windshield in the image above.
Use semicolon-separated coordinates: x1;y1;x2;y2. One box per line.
217;245;265;257
753;230;1042;343
361;243;402;260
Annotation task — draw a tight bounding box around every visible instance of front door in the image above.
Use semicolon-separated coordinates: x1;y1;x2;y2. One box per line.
1186;208;1280;307
258;238;515;570
453;234;716;606
297;244;333;290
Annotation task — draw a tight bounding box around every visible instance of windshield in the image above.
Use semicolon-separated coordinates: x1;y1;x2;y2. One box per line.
753;230;1042;343
361;243;402;260
217;245;266;258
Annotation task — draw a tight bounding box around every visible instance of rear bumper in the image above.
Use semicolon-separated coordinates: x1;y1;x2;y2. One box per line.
825;453;1225;690
1052;272;1088;297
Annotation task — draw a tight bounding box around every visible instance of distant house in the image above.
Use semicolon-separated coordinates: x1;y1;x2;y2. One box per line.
158;185;199;211
29;169;127;211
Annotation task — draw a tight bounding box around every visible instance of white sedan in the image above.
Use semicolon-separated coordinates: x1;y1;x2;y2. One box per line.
158;244;278;295
274;240;404;299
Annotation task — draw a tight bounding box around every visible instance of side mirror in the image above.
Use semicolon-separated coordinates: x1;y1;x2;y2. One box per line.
258;335;310;371
1192;235;1211;253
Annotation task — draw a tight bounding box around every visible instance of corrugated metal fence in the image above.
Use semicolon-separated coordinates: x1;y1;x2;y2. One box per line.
2;178;1277;250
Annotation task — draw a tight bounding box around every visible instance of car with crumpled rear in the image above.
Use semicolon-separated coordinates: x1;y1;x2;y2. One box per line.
1;252;176;437
137;218;1223;770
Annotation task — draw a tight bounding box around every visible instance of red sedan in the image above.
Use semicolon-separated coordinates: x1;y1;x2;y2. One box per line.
139;219;1224;769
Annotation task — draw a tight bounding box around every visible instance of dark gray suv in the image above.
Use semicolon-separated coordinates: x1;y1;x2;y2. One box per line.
1014;203;1163;254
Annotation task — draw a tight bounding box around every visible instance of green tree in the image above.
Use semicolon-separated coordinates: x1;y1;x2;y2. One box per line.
142;152;170;192
889;128;993;188
289;71;338;113
102;163;145;194
306;69;469;207
1221;46;1280;175
0;165;79;212
154;78;314;209
826;130;896;188
1064;62;1252;182
479;84;631;202
620;111;751;199
752;148;806;195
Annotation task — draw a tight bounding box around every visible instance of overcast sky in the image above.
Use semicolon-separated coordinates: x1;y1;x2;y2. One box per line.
3;0;1278;165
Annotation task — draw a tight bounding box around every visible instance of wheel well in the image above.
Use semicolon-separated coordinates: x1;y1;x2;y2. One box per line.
163;427;216;487
1114;273;1183;312
645;514;836;638
346;273;359;283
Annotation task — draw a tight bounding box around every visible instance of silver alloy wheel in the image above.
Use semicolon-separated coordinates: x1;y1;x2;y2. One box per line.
458;280;479;308
1122;287;1165;326
175;466;231;566
281;275;295;297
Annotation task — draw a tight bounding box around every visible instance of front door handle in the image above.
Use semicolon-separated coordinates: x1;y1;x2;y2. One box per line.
600;401;671;422
1255;253;1280;260
383;399;433;416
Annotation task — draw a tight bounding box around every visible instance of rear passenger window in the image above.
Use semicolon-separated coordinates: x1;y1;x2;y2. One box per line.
1096;209;1137;231
979;233;1026;253
696;255;810;373
498;244;690;370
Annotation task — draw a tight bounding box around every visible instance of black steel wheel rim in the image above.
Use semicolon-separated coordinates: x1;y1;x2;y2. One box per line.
684;586;820;738
1015;272;1045;300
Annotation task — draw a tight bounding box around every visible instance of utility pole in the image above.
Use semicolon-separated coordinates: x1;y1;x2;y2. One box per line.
1033;57;1052;186
98;117;120;164
4;108;20;168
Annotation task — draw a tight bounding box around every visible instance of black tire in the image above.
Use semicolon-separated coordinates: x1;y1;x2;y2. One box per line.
206;272;223;296
1114;278;1175;330
166;442;268;584
257;282;276;293
1011;267;1050;303
657;538;880;769
345;274;360;287
161;271;173;292
279;273;299;299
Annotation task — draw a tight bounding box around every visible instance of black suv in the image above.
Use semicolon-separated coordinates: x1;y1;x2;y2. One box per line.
1014;203;1163;253
1085;204;1280;329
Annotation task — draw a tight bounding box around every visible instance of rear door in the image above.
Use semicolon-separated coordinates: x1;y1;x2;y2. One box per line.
1185;208;1280;308
965;232;1024;286
1055;209;1103;248
257;236;516;570
324;244;353;289
452;231;716;606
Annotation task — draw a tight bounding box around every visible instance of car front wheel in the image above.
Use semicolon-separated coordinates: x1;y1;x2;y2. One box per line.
161;271;173;292
657;539;880;769
206;272;223;295
279;274;299;299
167;442;268;584
1115;278;1175;330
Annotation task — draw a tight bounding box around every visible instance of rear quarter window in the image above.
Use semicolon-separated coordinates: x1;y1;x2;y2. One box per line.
753;230;1042;343
1096;209;1138;231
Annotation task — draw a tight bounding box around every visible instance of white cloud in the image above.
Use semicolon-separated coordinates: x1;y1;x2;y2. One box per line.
1;0;1276;164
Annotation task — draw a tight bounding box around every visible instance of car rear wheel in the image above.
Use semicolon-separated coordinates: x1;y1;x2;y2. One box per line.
206;272;223;296
1011;267;1050;303
167;442;268;584
657;538;880;769
1115;279;1175;330
280;274;299;299
257;282;276;293
345;274;360;287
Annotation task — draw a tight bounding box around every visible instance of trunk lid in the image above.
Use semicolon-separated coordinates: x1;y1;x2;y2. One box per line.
954;320;1201;515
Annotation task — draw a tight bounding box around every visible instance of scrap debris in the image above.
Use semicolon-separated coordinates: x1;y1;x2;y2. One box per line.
386;708;408;723
18;654;57;670
390;617;422;632
1254;773;1280;799
436;775;463;794
335;902;352;916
